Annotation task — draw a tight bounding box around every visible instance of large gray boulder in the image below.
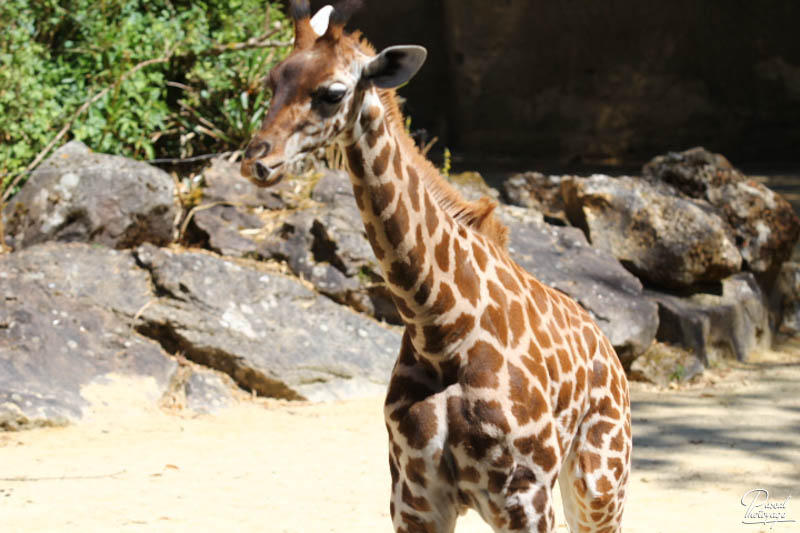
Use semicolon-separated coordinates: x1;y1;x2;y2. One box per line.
643;147;800;278
1;241;402;418
132;244;402;401
629;343;704;387
498;206;659;365
187;162;400;323
646;273;771;364
501;171;570;225
561;174;742;288
259;170;399;323
189;157;294;257
0;243;177;429
2;141;177;250
770;262;800;336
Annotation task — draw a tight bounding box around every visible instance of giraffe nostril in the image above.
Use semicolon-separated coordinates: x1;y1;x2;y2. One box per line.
254;161;271;180
245;140;271;160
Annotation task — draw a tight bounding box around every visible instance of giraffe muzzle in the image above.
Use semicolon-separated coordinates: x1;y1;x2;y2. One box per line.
251;160;285;187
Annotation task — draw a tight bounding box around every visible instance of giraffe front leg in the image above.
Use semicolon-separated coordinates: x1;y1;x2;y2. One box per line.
387;434;460;533
384;332;463;532
470;462;559;533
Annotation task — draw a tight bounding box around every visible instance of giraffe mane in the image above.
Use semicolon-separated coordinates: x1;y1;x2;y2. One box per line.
344;33;510;249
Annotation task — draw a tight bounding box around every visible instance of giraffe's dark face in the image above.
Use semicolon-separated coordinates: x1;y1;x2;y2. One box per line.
240;5;426;187
241;40;361;186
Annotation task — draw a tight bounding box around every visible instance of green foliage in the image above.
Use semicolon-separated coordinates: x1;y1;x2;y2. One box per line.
669;363;686;382
441;147;452;178
0;0;292;192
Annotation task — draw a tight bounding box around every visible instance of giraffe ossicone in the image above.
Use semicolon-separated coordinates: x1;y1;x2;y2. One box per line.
242;2;632;532
310;5;333;35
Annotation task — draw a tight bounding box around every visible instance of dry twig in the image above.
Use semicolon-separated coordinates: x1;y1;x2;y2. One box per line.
0;470;127;482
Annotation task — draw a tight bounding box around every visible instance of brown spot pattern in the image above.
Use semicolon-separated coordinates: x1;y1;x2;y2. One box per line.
587;421;615;448
413;224;426;264
406;457;428;489
591;359;607;388
388;258;419;291
424;192;438;236
407;165;421;212
454;239;480;306
458;465;480;483
372;142;391;175
579;451;602;473
366;121;385;148
508;362;532;425
402;481;432;512
370;180;395;217
345;145;365;179
481;305;509;347
472;242;488;271
363;222;385;260
508;300;525;347
464;340;504;389
353;184;365;210
397;401;438;449
393;295;416;319
496;266;521;293
430;283;456;315
434;232;450;272
384;200;410;248
556;381;573;415
474;399;510;433
422;313;474;354
414;268;434;306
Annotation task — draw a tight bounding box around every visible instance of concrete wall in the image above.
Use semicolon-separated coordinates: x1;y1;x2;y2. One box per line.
311;1;800;167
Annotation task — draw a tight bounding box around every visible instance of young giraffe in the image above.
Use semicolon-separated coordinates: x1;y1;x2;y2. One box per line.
241;2;631;531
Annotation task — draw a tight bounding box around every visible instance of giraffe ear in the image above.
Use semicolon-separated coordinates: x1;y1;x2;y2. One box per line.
363;45;428;89
310;5;334;36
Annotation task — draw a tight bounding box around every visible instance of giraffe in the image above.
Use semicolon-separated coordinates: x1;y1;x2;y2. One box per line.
241;2;631;531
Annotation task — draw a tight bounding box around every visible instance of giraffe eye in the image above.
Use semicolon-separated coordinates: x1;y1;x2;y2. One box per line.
318;82;347;104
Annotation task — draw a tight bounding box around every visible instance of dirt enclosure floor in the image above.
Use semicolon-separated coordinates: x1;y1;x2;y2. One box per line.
1;343;799;533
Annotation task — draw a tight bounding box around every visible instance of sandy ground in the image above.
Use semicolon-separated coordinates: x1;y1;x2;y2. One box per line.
1;343;799;533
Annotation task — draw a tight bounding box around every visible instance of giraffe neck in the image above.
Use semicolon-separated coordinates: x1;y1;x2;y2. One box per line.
340;88;492;363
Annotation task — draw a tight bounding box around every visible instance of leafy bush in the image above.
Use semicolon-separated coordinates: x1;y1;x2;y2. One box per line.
0;0;292;194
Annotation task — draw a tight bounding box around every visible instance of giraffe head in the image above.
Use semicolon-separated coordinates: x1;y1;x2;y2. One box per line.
240;0;427;186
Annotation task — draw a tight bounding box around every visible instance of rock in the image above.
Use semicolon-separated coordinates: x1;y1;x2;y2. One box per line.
561;174;742;288
200;157;290;210
446;171;500;203
770;261;800;336
646;273;771;364
187;157;295;257
184;369;238;414
192;205;264;257
2;141;177;250
0;241;154;315
498;205;659;364
501;172;569;224
308;170;378;279
629;343;704;387
184;165;400;323
259;170;400;323
0;243;177;430
1;240;403;418
132;244;402;402
643;147;800;278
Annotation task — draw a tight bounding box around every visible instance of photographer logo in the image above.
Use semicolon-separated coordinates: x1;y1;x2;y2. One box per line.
741;489;795;528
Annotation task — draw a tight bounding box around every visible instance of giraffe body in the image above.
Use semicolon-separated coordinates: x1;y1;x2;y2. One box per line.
241;3;631;531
